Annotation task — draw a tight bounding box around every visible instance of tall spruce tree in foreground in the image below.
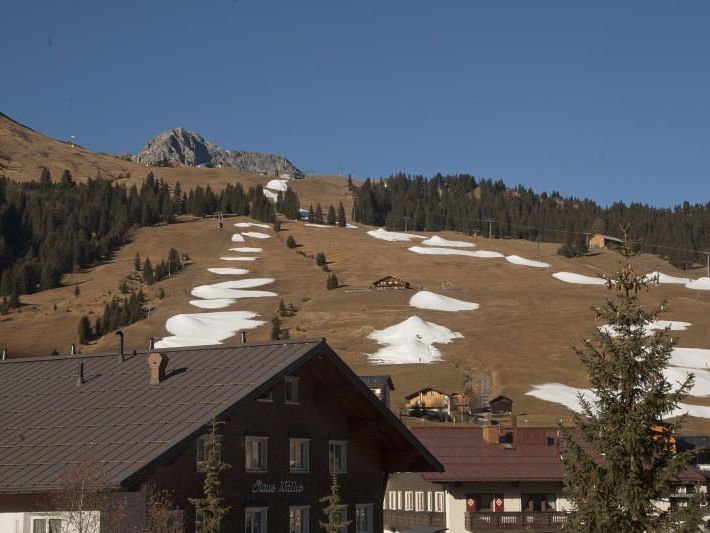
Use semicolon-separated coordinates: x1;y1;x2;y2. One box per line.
319;473;350;532
560;245;702;532
189;420;231;533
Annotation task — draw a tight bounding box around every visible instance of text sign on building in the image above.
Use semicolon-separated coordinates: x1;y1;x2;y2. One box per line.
251;480;304;494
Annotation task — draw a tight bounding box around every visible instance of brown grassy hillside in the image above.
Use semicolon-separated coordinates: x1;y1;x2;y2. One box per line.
3;215;710;431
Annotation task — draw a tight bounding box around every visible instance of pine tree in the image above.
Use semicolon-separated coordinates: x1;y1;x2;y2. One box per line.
337;202;346;227
326;274;339;290
74;285;80;297
559;248;703;532
315;204;324;225
273;220;281;232
316;252;327;267
143;258;155;285
319;473;351;532
77;315;92;344
286;235;297;249
189;420;231;533
326;204;336;225
271;316;282;340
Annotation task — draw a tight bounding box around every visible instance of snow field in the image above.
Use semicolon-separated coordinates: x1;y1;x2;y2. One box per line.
191;278;276;300
598;320;692;337
231;233;245;242
408;246;504;258
505;255;550;268
367;228;426;242
643;271;690;284
234;222;271;229
242;231;271;239
367;316;463;365
685;277;710;290
409;291;479;312
220;256;258;261
420;236;475;248
230;247;263;253
263;190;278;201
207;268;250;275
552;272;606;285
265;179;289;192
189;299;236;309
154;311;265;349
346;223;358;229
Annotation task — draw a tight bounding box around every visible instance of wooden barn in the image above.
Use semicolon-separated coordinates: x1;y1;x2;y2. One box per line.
372;275;411;290
489;395;513;415
589;233;624;249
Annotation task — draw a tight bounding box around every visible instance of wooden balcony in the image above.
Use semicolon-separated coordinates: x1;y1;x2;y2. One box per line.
465;511;569;531
384;509;446;530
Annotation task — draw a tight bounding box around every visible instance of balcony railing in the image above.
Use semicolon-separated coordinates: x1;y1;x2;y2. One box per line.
384;509;446;529
465;511;569;531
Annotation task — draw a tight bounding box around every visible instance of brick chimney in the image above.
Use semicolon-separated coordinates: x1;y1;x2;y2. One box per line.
148;352;169;385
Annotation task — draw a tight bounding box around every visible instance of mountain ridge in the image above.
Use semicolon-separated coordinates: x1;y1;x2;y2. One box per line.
133;127;303;177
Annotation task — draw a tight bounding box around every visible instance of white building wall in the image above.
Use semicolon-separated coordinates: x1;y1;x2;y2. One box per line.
445;482;570;533
0;511;100;533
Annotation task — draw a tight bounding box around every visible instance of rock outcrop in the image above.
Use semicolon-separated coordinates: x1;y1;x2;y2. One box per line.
133;128;302;177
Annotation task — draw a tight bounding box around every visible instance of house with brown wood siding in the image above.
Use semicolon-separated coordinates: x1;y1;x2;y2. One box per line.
0;338;441;532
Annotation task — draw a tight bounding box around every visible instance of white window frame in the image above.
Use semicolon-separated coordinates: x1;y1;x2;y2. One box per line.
289;505;310;533
257;389;274;402
397;491;403;510
338;507;348;533
404;491;414;511
434;491;445;512
289;438;310;473
355;503;373;533
31;518;63;533
245;436;268;472
415;491;425;512
245;507;268;533
427;491;433;512
388;490;398;510
328;440;347;474
285;376;300;404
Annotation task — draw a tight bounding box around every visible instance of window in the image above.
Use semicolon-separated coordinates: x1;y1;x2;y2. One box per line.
355;504;373;533
427;491;433;512
245;507;267;533
338;507;348;533
258;389;273;402
397;491;403;510
195;510;204;533
290;438;310;472
434;492;445;512
196;433;222;472
289;506;309;533
245;436;268;471
521;493;557;511
404;491;414;511
415;491;425;511
328;440;347;473
388;490;398;510
285;376;300;404
32;520;62;533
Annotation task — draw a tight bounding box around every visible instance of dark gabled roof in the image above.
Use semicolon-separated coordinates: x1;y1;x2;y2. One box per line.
489;395;512;403
372;275;410;285
0;339;441;494
360;375;395;390
404;387;448;400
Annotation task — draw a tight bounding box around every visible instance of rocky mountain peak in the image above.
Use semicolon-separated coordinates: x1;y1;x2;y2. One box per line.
133;128;302;177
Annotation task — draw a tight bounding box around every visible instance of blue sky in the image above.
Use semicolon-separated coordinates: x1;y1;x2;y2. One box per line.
1;0;708;206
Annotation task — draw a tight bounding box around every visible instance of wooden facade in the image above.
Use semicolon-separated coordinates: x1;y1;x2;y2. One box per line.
489;395;513;416
405;387;451;413
589;234;624;249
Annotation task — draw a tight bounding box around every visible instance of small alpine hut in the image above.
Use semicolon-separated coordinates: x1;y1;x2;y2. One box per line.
372;275;411;290
489;395;513;415
589;233;624;249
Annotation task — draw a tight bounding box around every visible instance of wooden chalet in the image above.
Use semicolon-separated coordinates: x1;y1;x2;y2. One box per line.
489;395;513;416
0;339;441;532
372;275;411;290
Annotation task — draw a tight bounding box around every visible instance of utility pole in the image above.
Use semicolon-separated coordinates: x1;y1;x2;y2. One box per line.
483;219;493;239
404;216;409;232
705;250;710;277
